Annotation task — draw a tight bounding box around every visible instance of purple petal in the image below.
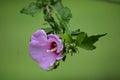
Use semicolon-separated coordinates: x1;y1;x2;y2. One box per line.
30;43;49;62
39;52;57;70
30;30;50;62
31;30;48;44
48;34;63;53
56;53;63;60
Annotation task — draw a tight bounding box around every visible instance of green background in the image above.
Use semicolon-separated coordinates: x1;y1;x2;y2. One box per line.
0;0;120;80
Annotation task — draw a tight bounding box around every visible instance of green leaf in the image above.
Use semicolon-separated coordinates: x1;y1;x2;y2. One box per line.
71;29;81;36
83;33;107;45
76;33;107;50
48;60;60;70
62;55;66;62
52;0;63;12
59;33;73;44
53;61;60;69
52;0;72;21
60;7;72;21
76;32;87;45
20;2;41;16
41;27;54;34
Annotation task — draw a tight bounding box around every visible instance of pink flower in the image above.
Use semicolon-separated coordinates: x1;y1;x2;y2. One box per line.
29;30;63;70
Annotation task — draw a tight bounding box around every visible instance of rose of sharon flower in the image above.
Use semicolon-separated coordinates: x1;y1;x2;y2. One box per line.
30;30;63;70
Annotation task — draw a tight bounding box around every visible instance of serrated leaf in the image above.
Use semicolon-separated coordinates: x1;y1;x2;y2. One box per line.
41;27;54;34
59;33;73;44
76;32;87;46
80;44;96;50
53;0;72;21
71;29;81;36
60;7;72;21
20;2;41;16
52;0;63;12
76;33;107;50
83;33;107;46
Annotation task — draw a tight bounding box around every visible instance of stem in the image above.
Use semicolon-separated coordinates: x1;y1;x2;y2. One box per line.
44;3;71;34
46;4;51;17
44;4;60;34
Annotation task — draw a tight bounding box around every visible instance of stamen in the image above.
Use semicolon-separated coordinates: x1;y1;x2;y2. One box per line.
50;47;57;52
46;47;57;53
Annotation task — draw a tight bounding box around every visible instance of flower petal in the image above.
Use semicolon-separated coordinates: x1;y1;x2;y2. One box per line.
31;30;48;44
30;43;48;62
56;53;63;60
39;52;57;70
30;30;50;62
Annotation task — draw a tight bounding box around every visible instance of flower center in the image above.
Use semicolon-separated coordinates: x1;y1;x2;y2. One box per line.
46;42;57;53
